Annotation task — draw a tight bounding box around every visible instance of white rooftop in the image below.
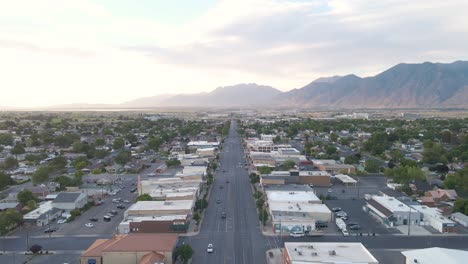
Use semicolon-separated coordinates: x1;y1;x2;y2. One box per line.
121;214;187;223
269;202;331;213
285;242;378;263
23;201;53;220
372;195;412;213
334;174;357;184
126;200;193;212
266;191;320;203
411;205;455;224
311;159;337;165
299;171;331;177
402;247;468;264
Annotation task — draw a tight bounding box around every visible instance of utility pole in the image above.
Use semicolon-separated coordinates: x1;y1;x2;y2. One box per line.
408;206;412;236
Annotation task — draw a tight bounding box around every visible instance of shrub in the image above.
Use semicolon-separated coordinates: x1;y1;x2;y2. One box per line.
30;244;42;254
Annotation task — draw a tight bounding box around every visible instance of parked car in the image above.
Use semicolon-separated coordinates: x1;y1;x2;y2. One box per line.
348;224;361;230
221;212;226;219
116;204;126;209
331;207;342;212
207;244;214;253
95;200;104;206
216;199;221;204
90;217;98;222
289;231;305;238
315;221;328;228
122;200;130;203
342;229;350;236
57;219;66;224
85;223;94;228
109;210;118;216
44;227;58;233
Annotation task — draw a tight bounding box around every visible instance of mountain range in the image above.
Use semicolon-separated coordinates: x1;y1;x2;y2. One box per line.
122;61;468;109
15;60;468;110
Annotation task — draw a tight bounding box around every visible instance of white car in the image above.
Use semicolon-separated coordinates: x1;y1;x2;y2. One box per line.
85;223;94;228
207;244;214;253
342;229;349;236
57;219;66;224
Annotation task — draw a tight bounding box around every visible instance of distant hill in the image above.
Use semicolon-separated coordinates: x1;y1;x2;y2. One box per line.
279;61;468;108
122;83;282;108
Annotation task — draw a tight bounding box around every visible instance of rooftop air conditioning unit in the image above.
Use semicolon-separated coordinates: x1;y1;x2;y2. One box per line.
329;250;336;256
311;252;318;256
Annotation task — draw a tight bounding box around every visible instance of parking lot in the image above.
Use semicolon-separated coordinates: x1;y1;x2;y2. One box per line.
314;176;387;200
18;175;138;238
324;199;401;235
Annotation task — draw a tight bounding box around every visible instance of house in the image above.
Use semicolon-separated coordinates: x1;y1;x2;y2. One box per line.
424;189;458;203
401;247;468;264
80;233;179;264
52;192;87;210
283;242;378;264
0;202;21;212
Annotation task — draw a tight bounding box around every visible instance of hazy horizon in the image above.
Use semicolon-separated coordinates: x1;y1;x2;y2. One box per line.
1;0;468;107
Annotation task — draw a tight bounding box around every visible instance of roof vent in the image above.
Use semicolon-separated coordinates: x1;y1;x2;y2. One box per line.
308;245;314;249
414;260;418;263
329;250;336;256
311;252;318;256
298;251;303;256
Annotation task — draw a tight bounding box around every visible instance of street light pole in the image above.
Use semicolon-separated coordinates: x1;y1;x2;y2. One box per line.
408;206;412;236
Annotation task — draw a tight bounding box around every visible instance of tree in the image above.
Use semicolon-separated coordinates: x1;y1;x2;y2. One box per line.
329;133;339;142
193;212;201;225
258;166;272;174
136;194;152;201
0;171;13;190
249;173;259;184
195;199;208;210
176;244;193;264
273;135;281;143
94;138;105;146
30;244;42;254
11;143;25;157
115;150;131;165
326;146;337;156
165;159;181;167
27;200;37;210
259;208;269;225
282;160;296;170
148;136;163;151
364;159;380;173
3;156;18;169
256;197;265;208
344;155;360;165
113;137;125;150
0;209;22;235
32;166;49;185
17;189;35;204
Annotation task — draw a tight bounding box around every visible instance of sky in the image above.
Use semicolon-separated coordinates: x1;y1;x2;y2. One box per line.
1;0;467;107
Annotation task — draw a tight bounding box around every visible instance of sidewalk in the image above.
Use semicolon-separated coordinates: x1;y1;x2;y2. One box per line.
265;248;283;264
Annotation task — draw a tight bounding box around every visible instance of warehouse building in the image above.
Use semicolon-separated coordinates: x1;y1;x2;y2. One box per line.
365;195;421;227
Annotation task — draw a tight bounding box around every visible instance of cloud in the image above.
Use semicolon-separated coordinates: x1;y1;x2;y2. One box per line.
0;0;467;107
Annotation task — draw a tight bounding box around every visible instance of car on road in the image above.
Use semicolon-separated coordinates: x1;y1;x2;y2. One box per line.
122;200;130;203
226;180;230;183
207;244;214;253
221;212;226;219
89;217;98;222
85;223;94;228
328;189;332;193
219;185;224;189
349;224;361;230
112;198;121;203
289;231;305;237
95;200;104;206
222;170;226;172
216;199;221;204
56;219;66;224
117;204;126;209
130;188;137;193
342;229;350;236
44;227;58;233
109;210;118;216
103;215;112;222
331;207;342;212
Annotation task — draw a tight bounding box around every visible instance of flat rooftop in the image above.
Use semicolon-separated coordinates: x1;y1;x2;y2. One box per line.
126;200;193;212
263;184;314;192
402;247;468;264
334;174;357;184
270;202;330;213
284;242;378;263
411;205;455;223
372;195;412;213
24;201;53;220
266;190;320;203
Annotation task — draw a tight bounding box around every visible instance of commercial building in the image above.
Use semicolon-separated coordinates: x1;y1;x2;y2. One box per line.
118;215;189;234
316;163;356;174
283;242;378;264
80;233;179;264
187;141;219;149
365;195;421;227
333;174;357;186
52;192;87;210
125;200;193;217
412;205;456;233
139;177;201;201
401;247;468;264
23;201;62;226
261;171;331;187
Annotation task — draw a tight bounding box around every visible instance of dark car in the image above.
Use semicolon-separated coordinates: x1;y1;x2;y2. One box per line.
221;212;226;219
89;217;98;222
226;180;230;183
347;222;359;227
116;204;126;209
44;227;58;233
348;224;361;230
315;221;328;228
109;210;118;216
95;200;104;206
130;188;137;193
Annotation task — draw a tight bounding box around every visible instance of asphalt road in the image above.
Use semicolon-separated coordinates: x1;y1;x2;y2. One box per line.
184;120;268;264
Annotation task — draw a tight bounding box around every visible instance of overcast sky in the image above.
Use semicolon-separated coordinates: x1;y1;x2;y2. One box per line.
1;0;467;107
